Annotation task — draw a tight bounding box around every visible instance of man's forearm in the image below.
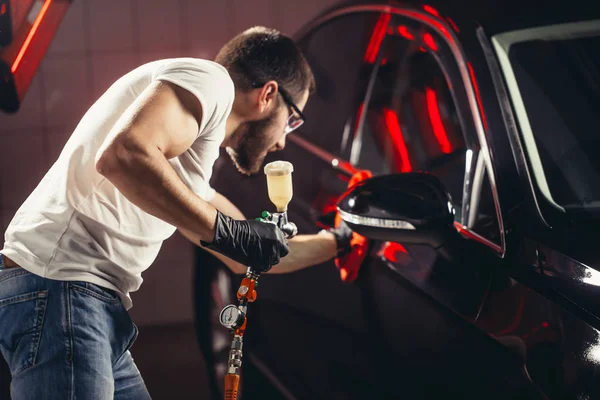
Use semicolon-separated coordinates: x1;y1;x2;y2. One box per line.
268;232;338;273
195;232;338;274
97;143;217;242
189;190;338;274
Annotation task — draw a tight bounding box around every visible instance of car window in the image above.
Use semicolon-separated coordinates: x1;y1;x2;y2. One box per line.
493;20;600;220
295;12;386;155
353;20;468;218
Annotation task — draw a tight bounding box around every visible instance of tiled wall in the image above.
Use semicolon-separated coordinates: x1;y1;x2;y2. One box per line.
0;0;339;326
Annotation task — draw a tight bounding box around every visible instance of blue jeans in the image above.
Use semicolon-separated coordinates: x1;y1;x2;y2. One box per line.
0;258;151;399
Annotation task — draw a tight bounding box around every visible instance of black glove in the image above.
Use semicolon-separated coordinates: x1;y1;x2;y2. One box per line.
328;220;354;257
201;211;289;272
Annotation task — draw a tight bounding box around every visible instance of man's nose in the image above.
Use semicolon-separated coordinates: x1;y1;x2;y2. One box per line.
274;134;286;151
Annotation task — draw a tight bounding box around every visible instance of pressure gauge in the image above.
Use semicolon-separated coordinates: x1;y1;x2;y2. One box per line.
219;305;246;330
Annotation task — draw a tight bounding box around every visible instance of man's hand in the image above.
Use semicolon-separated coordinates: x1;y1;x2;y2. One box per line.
200;211;289;272
329;220;354;257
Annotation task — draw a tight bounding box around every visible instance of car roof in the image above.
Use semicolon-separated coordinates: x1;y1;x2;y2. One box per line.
324;0;600;36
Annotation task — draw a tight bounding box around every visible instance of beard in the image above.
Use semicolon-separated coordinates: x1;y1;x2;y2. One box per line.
226;112;277;175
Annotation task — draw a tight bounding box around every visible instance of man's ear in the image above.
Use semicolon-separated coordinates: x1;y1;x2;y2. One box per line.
258;81;279;113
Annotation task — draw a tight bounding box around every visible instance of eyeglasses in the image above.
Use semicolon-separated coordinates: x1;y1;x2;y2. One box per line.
251;82;306;134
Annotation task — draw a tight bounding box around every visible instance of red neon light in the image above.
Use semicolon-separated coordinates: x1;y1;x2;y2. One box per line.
419;46;427;52
11;0;53;73
423;5;441;17
397;25;415;40
1;4;6;15
542;321;549;328
381;57;388;66
423;33;438;52
425;88;452;154
387;26;394;35
467;62;489;130
364;13;391;64
383;108;412;172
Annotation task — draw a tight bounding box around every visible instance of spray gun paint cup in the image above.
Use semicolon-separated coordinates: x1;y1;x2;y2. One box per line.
264;161;294;212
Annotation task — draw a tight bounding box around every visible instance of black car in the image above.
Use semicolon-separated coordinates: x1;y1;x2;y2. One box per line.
195;1;600;399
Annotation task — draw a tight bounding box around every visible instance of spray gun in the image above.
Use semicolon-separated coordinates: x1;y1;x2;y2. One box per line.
219;161;297;400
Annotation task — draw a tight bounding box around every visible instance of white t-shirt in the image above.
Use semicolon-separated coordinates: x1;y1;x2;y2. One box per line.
1;58;234;309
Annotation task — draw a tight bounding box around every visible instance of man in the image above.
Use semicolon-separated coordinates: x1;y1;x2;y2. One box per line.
0;27;351;399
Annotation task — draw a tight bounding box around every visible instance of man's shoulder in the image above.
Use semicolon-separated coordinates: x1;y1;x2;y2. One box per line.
153;58;230;79
150;58;234;99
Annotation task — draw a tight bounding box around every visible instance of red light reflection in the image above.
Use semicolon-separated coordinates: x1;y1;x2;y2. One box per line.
364;13;391;64
467;62;489;130
383;108;412;172
425;88;452;154
423;5;441;17
397;25;415;40
423;33;438;52
381;242;408;263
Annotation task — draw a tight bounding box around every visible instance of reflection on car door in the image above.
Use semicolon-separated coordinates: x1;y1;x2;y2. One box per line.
352;14;492;321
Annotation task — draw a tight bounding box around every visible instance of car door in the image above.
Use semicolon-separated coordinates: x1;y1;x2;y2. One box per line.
240;7;529;399
352;10;498;321
335;8;534;397
472;22;600;399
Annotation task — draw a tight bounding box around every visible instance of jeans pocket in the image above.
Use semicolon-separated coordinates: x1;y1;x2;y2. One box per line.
69;282;121;304
126;323;139;352
0;291;48;375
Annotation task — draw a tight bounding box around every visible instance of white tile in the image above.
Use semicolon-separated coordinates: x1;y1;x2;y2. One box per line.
182;0;229;58
0;207;20;241
47;0;86;54
90;52;140;100
136;0;184;52
0;131;49;209
279;0;328;36
41;56;92;131
230;0;276;35
0;71;44;131
137;50;185;66
89;0;134;51
46;127;73;165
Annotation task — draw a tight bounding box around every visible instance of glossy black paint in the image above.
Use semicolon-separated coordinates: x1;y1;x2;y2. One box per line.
194;1;600;399
339;173;454;227
338;173;456;247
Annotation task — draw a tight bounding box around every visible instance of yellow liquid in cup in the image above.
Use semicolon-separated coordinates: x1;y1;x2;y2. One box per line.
264;161;294;212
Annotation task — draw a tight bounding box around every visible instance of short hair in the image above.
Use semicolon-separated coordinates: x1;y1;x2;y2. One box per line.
215;26;316;104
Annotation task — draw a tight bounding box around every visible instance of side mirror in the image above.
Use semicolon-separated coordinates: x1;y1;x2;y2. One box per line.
337;172;456;248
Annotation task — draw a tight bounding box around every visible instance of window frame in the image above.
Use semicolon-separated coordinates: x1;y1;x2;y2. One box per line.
350;13;476;215
290;11;382;158
294;4;505;255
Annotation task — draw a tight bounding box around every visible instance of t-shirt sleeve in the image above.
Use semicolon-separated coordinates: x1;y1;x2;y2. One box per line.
204;185;217;202
152;59;235;138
